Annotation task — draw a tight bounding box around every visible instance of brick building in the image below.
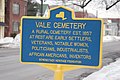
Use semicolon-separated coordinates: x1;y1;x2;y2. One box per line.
5;0;27;37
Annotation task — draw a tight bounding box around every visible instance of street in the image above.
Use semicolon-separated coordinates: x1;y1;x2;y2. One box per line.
0;48;54;80
0;41;120;80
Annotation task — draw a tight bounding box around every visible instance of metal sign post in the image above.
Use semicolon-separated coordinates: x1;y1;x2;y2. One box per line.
20;6;103;80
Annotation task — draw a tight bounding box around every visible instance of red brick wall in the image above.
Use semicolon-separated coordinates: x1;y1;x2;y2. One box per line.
5;0;27;37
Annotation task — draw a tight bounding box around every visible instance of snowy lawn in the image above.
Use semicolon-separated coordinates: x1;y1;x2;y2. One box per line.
103;36;120;42
9;34;20;48
0;35;120;48
0;37;14;48
0;34;20;48
0;37;13;44
83;58;120;80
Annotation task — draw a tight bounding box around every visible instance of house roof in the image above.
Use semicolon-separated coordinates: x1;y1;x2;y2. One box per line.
49;5;59;9
108;18;120;22
75;11;96;18
86;13;96;18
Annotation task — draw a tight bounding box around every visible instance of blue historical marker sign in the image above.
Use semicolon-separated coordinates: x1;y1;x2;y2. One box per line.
21;6;103;67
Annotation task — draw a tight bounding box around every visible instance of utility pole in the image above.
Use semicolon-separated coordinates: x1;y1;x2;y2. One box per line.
40;0;43;17
96;10;98;18
118;19;120;36
82;0;85;18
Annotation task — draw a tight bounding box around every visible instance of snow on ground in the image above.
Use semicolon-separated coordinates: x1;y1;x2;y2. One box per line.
0;37;14;47
0;37;13;47
114;36;120;41
0;37;13;44
10;34;20;48
0;34;120;48
103;35;116;42
0;34;20;48
83;58;120;80
103;35;120;42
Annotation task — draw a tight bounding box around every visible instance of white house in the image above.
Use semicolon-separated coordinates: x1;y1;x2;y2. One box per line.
0;0;5;39
104;20;118;36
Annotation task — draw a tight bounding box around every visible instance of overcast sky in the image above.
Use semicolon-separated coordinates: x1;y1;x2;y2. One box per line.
34;0;120;18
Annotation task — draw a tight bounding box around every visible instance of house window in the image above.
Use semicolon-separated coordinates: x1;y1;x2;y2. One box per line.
13;22;19;32
12;3;20;15
105;30;111;36
106;25;110;29
105;31;109;35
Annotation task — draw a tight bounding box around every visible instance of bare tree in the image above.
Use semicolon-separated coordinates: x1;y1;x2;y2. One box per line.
104;0;120;10
72;0;92;8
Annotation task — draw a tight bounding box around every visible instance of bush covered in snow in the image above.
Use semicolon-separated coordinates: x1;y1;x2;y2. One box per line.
0;37;13;44
12;34;20;47
0;34;20;48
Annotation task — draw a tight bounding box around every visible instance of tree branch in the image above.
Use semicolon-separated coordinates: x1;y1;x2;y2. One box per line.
106;0;120;10
73;0;92;8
